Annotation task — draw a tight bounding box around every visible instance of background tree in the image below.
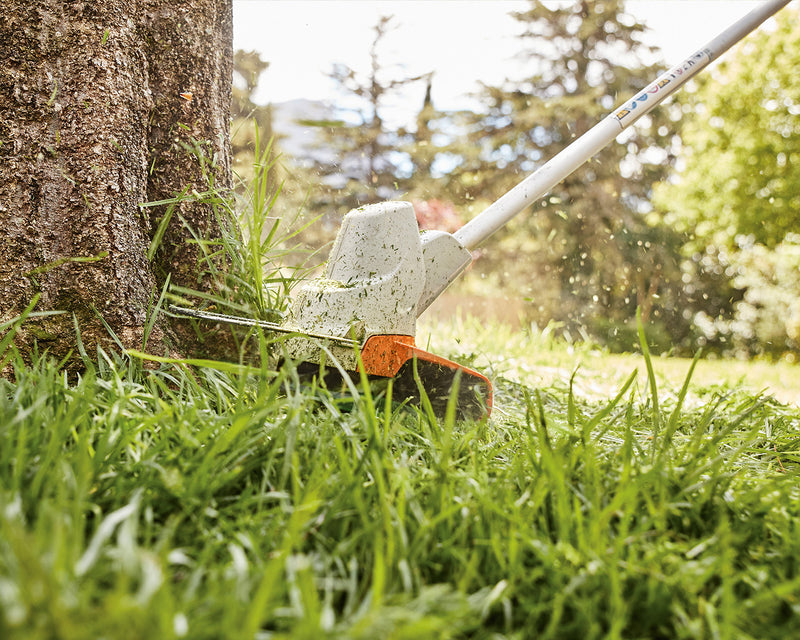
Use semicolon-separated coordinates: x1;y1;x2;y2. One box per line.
0;0;233;366
404;76;437;188
653;7;800;251
653;7;800;356
304;15;431;216
458;0;685;345
400;76;485;224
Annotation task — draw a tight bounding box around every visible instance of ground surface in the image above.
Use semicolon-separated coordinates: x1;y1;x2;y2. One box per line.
418;312;800;407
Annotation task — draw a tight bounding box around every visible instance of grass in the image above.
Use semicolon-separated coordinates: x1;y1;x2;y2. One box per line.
2;138;799;638
419;314;800;406
1;317;799;639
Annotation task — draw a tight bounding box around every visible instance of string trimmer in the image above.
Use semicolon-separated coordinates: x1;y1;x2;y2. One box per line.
173;0;791;419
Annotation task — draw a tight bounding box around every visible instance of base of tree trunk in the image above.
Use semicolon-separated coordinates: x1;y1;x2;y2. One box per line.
0;0;234;370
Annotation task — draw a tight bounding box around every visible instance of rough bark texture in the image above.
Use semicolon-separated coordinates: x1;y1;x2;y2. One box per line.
142;1;233;287
0;0;232;366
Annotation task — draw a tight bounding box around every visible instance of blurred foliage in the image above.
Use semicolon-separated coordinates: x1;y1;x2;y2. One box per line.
729;237;800;356
653;7;800;252
270;15;471;253
690;237;800;359
653;6;800;357
230;50;322;273
231;50;274;185
302;15;432;215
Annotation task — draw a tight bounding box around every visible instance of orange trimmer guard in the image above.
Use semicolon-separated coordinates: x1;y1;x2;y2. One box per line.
359;335;492;420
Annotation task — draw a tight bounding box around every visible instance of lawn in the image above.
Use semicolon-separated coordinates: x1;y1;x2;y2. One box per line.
1;316;799;639
419;314;800;406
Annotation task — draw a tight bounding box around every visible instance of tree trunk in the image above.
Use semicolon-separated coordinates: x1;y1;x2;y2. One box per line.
0;0;232;367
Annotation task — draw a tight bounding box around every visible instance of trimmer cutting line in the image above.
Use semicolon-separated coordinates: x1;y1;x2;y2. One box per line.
173;0;792;419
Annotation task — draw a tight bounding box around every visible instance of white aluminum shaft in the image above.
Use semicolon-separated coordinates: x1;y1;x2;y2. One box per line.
453;0;791;251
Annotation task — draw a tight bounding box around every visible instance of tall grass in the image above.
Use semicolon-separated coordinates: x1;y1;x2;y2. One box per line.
141;129;320;323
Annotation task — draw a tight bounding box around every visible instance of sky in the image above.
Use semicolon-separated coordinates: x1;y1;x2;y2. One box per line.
232;0;779;123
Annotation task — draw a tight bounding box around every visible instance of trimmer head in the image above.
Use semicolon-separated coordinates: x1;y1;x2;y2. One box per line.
171;200;490;419
294;334;492;420
277;200;490;418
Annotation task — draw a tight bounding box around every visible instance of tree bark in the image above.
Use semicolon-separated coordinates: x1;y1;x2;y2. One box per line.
0;0;232;367
143;1;233;287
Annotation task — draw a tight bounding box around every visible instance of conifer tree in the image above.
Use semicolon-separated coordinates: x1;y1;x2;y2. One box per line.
468;0;684;342
306;16;430;216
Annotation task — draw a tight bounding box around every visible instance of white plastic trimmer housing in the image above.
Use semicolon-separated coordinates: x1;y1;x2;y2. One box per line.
282;201;474;364
287;201;426;341
286;200;475;339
